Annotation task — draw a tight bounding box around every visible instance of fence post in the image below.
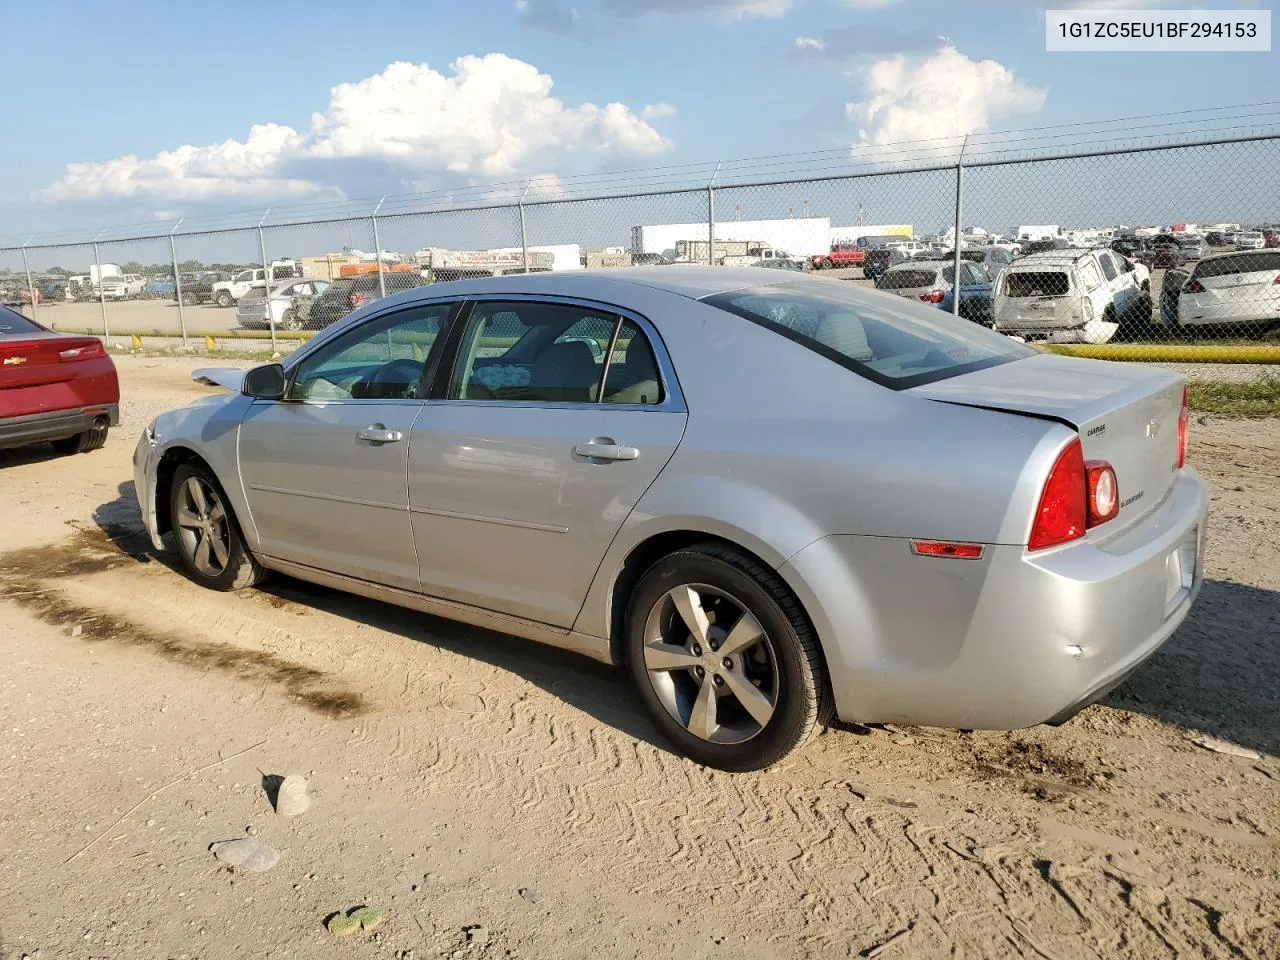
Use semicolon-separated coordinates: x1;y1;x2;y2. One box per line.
519;181;531;274
257;208;276;355
706;161;721;266
20;239;37;323
952;135;969;317
170;218;187;347
93;233;110;340
371;196;387;299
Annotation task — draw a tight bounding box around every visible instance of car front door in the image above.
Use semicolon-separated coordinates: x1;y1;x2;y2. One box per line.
407;298;687;627
238;301;454;589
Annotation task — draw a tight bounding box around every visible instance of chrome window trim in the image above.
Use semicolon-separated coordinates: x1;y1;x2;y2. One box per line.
442;292;686;414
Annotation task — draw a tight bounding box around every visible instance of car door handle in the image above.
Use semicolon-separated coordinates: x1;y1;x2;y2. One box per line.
358;424;403;443
573;440;639;461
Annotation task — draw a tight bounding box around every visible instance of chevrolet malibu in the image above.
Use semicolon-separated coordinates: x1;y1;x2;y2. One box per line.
134;268;1206;771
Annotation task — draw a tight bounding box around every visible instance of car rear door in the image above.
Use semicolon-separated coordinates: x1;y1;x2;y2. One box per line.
407;297;687;627
237;301;454;589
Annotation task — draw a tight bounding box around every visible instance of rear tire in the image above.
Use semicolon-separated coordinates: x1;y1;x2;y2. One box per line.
167;462;265;592
624;544;831;771
215;291;233;308
280;308;302;331
51;419;108;454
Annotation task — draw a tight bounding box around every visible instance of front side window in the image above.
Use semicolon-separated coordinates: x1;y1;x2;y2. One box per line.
448;301;664;405
1098;254;1118;281
289;303;450;401
705;281;1032;389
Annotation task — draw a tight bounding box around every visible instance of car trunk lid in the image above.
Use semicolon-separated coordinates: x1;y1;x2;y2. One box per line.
910;353;1183;532
0;333;103;389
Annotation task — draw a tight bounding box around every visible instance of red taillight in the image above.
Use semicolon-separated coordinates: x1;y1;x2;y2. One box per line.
919;289;945;303
1177;386;1188;468
1029;439;1087;551
1085;460;1118;526
58;342;104;361
911;540;984;559
350;292;366;308
1273;274;1280;285
1185;278;1205;293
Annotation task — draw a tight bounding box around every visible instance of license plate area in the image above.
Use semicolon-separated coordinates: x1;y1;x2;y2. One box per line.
1163;527;1197;616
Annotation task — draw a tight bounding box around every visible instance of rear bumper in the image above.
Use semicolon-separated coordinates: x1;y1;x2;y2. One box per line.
782;468;1208;730
0;402;119;450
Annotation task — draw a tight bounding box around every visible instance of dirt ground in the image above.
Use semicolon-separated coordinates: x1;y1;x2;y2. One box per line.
0;356;1277;960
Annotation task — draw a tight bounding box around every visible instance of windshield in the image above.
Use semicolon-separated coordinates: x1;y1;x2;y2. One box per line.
704;281;1031;389
0;305;42;336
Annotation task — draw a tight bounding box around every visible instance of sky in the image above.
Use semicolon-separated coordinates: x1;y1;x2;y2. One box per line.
1;0;1277;260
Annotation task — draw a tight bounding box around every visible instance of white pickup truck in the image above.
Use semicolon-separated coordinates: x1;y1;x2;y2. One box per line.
211;263;299;307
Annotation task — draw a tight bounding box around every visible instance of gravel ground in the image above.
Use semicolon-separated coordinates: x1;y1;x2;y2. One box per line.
1154;362;1277;382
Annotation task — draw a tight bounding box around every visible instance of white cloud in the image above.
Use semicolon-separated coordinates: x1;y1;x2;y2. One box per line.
152;210;181;221
524;173;569;201
641;102;677;119
846;45;1046;150
840;0;901;8
43;124;317;201
794;35;825;51
43;55;671;201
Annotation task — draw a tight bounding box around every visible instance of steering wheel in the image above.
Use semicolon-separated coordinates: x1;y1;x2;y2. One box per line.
368;358;425;399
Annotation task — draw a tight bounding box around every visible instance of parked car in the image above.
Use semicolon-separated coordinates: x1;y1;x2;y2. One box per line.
134;267;1205;771
1263;230;1280;248
934;246;1014;276
1171;250;1280;331
236;279;332;330
1148;235;1186;269
862;246;913;281
146;277;177;299
1235;231;1265;251
1176;235;1208;261
175;271;228;305
121;274;148;298
992;248;1148;344
0;306;118;454
304;271;428;329
877;260;994;325
1204;231;1226;247
212;266;299;307
811;244;865;270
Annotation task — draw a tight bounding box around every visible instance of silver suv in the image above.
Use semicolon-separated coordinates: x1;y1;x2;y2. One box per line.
993;248;1149;344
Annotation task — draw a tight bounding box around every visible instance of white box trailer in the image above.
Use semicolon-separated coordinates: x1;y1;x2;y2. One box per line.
632;218;832;258
1015;225;1060;242
488;244;583;271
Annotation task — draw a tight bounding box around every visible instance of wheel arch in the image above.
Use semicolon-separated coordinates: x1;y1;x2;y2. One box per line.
153;446;214;538
597;527;829;680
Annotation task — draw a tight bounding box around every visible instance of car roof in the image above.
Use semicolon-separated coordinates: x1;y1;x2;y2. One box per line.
1196;248;1274;262
1008;250;1096;266
386;266;797;302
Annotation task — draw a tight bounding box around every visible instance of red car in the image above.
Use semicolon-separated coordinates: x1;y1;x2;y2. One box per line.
810;244;866;269
0;306;119;454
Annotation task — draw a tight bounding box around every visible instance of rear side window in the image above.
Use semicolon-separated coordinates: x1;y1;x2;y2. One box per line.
1098;254;1118;281
0;306;42;336
705;281;1031;390
880;270;937;289
1195;252;1280;278
1004;272;1070;297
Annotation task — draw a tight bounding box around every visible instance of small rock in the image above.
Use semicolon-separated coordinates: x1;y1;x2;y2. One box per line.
274;775;311;817
246;824;256;836
209;837;280;873
69;624;83;638
517;887;540;904
1196;415;1209;426
410;884;420;893
465;925;489;946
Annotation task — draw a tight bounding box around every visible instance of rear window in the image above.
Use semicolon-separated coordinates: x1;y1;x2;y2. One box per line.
704;281;1032;390
879;269;938;290
0;306;42;336
1004;271;1070;297
1194;252;1280;278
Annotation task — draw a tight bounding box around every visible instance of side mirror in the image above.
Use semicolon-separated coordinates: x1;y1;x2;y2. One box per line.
242;363;287;400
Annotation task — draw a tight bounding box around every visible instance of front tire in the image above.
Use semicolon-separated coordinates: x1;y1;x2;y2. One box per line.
280;308;302;331
168;462;265;591
624;544;831;771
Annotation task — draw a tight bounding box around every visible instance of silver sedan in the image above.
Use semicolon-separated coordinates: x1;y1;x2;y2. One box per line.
134;268;1207;770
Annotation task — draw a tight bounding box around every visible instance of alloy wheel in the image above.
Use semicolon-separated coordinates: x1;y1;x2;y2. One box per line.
175;476;231;577
642;583;779;744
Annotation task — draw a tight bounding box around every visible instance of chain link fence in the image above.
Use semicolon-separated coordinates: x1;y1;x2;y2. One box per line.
3;134;1277;358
